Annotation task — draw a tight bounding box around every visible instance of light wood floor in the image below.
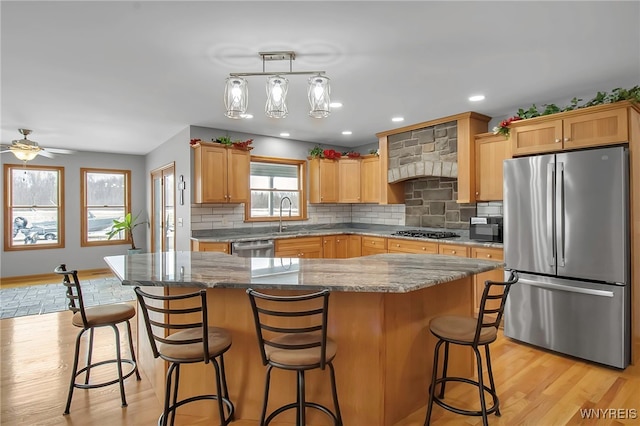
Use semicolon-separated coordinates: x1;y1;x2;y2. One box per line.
1;307;639;426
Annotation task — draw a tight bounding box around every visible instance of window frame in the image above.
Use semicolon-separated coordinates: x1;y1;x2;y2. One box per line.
3;164;65;251
244;156;307;222
80;168;132;247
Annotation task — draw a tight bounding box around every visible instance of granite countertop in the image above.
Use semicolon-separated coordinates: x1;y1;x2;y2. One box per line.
190;223;503;249
104;251;503;293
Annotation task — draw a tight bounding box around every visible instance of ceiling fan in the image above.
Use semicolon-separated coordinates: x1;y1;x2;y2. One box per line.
1;129;75;162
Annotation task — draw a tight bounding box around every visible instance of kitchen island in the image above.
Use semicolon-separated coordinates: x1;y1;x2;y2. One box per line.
105;251;502;426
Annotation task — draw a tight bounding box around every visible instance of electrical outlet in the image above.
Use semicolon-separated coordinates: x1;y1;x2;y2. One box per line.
221;216;229;226
177;218;183;227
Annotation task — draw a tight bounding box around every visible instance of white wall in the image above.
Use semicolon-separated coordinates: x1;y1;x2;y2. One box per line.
1;151;146;278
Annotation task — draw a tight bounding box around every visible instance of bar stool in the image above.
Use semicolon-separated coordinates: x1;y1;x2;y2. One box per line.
134;287;235;426
247;288;342;426
55;264;141;415
424;271;519;426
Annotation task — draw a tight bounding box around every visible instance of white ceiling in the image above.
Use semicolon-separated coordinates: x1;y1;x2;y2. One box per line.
1;1;639;156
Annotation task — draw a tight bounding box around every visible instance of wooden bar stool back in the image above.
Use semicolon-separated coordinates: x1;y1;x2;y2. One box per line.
134;287;234;426
247;288;342;426
55;264;140;415
424;271;519;426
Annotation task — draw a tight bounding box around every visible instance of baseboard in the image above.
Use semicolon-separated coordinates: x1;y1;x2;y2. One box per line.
1;268;114;288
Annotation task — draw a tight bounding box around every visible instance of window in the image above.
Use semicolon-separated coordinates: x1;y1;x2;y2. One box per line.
245;156;307;221
81;168;131;246
4;164;65;250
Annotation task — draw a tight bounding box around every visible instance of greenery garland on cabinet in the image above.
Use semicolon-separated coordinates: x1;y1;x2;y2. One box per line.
494;85;640;138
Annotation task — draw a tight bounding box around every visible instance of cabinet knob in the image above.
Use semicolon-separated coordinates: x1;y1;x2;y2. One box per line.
476;191;479;196
422;247;426;251
372;242;376;245
337;239;341;243
452;250;456;254
486;254;491;258
324;240;328;244
564;137;570;142
555;138;561;143
396;244;400;247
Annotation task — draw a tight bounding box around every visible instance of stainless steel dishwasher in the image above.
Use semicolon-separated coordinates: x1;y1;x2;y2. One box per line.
231;240;275;257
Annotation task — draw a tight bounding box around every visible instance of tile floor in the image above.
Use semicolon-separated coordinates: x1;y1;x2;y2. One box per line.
0;276;135;319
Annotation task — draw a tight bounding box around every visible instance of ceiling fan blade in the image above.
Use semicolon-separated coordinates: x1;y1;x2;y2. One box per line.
46;148;75;154
38;150;55;159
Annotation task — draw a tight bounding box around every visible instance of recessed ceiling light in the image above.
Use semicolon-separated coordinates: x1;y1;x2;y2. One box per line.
280;132;290;137
240;113;253;119
330;102;343;108
342;131;352;135
469;95;485;102
392;117;404;122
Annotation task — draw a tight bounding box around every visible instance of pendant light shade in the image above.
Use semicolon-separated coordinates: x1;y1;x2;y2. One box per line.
224;77;248;119
265;75;288;119
308;75;331;118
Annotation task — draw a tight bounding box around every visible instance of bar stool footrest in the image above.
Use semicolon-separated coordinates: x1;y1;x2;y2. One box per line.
431;376;499;417
265;401;340;425
73;358;138;390
159;394;235;426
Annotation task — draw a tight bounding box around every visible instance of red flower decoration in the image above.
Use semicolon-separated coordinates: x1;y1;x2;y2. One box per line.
323;149;342;159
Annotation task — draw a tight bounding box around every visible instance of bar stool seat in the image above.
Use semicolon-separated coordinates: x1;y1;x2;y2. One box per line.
266;333;337;366
424;271;518;426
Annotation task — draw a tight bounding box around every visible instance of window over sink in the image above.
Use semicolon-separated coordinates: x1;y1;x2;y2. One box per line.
244;156;307;222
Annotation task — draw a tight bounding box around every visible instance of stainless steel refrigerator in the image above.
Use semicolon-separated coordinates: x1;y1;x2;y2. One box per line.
503;145;630;369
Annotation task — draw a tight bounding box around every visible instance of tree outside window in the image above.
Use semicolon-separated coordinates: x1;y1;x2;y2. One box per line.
4;164;65;250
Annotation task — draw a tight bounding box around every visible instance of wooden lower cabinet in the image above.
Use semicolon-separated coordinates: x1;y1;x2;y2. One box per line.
191;241;230;253
347;235;362;258
322;235;337;258
387;238;438;254
471;247;504;318
275;236;323;258
438;243;469;257
361;236;387;256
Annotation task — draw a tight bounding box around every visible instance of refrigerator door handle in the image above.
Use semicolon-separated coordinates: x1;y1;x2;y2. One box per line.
519;277;615;298
547;163;556;267
558;162;566;267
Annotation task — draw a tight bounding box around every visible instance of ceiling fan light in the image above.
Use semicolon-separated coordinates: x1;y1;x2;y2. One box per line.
10;147;39;161
265;76;288;118
224;77;248;119
308;74;331;119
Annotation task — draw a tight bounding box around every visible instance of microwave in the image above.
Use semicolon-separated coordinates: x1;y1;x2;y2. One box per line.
469;217;503;243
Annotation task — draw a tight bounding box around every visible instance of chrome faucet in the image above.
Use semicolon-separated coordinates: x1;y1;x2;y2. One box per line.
279;196;292;233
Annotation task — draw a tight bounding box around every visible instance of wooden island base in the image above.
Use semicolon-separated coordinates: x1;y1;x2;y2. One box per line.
136;276;474;426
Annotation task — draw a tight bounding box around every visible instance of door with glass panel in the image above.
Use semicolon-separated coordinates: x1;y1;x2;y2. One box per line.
151;164;175;253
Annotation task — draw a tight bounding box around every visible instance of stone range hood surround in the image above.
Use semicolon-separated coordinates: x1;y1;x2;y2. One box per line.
387;121;457;183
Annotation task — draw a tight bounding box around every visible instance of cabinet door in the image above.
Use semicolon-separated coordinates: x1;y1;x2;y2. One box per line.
309;159;339;203
471;247;504;319
322;235;337;258
438;243;469;257
227;148;250;203
193;241;230;253
347;235;362;258
360;156;380;203
475;134;511;201
338;159;361;203
361;236;387;255
194;144;228;203
511;119;563;156
563;107;628;150
335;235;349;258
387;238;438;254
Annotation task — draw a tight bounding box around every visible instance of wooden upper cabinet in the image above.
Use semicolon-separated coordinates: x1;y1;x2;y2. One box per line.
309;158;339;203
360;156;380;203
338;159;361;203
511;103;630;156
192;143;250;204
475;133;511;201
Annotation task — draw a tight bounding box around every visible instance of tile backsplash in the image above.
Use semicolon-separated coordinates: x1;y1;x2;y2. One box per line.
190;203;405;231
476;201;503;217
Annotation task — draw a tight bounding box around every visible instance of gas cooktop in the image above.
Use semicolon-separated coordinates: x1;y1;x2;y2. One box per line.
391;230;461;239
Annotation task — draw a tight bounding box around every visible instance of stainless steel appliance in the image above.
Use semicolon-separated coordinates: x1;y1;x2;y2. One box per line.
231;240;275;257
503;146;630;369
469;217;503;243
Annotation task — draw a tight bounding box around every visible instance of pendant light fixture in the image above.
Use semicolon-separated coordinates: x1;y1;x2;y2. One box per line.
223;76;249;119
226;51;332;119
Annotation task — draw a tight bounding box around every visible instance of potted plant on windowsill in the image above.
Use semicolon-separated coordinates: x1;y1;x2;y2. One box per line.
106;212;148;254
